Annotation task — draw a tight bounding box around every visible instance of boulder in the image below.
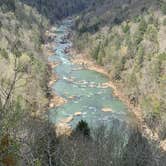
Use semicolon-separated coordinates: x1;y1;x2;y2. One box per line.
55;123;72;136
74;112;82;116
49;103;54;108
60;116;73;123
102;108;113;112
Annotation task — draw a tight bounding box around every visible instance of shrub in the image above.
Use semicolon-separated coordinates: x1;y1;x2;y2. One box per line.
0;49;8;59
74;120;90;137
0;134;19;166
138;19;147;33
79;24;88;34
148;15;159;29
0;21;2;28
141;7;147;13
0;0;15;11
136;45;144;67
122;23;130;33
122;128;154;166
133;19;147;46
135;30;144;46
161;2;166;15
158;120;166;140
145;111;161;131
163;18;166;26
113;17;123;25
91;42;101;60
133;16;141;23
89;22;100;32
145;24;158;42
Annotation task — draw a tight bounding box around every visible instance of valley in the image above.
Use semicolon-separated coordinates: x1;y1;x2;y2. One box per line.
0;0;166;165
47;19;135;135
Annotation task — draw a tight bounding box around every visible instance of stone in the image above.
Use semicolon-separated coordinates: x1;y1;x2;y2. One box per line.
55;123;72;136
160;140;166;151
74;112;82;116
102;108;113;112
49;103;54;108
48;81;54;87
60;116;73;123
68;96;76;100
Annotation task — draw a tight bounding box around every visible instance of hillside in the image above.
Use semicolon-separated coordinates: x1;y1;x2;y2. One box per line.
0;1;51;165
0;0;51;117
74;0;166;140
21;0;93;21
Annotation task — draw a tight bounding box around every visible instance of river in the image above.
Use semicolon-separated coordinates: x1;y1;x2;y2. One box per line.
48;19;134;130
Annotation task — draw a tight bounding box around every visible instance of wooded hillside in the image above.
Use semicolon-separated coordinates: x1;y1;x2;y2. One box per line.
74;0;166;139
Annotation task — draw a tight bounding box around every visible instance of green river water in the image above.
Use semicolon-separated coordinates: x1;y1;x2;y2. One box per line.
48;19;134;129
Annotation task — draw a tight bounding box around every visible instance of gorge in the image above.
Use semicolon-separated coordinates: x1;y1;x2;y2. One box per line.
0;0;166;165
48;19;135;132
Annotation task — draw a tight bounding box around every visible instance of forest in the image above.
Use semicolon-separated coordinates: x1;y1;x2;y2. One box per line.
0;0;166;165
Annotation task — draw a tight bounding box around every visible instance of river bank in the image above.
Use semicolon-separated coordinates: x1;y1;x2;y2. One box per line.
44;26;73;135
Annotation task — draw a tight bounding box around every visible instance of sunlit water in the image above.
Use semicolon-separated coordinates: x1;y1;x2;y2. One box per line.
48;19;134;129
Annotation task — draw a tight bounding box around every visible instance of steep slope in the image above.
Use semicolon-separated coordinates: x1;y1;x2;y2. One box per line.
73;0;166;140
0;0;49;117
0;1;50;164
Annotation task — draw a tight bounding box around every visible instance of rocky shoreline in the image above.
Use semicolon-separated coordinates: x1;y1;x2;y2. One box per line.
44;26;74;136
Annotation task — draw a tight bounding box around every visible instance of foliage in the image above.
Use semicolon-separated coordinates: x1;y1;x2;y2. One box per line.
134;19;147;45
0;0;166;165
91;42;101;60
136;45;144;67
122;128;154;166
163;18;166;25
0;1;49;165
0;134;19;166
19;120;165;166
74;120;90;137
145;24;158;42
0;49;8;59
161;1;166;15
122;23;130;33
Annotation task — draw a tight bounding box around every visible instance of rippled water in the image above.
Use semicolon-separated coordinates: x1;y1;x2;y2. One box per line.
48;19;134;128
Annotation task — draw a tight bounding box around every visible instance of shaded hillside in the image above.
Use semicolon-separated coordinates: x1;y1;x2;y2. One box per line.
74;0;166;138
21;0;94;22
75;0;161;32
